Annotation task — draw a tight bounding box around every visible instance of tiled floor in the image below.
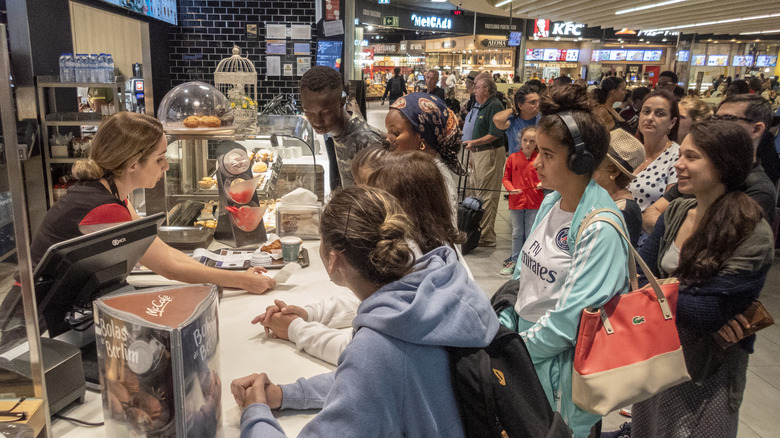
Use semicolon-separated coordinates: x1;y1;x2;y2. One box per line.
366;100;780;437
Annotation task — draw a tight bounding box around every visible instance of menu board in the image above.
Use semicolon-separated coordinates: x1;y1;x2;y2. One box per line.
677;51;690;62
756;55;778;67
644;50;662;61
692;55;706;66
707;55;728;66
599;51;611;61
100;0;177;25
565;49;579;62
591;50;600;62
543;49;561;61
626;50;644;61
732;55;754;66
526;48;544;61
609;51;627;61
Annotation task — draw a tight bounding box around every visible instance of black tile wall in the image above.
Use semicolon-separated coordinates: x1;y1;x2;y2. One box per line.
169;0;318;106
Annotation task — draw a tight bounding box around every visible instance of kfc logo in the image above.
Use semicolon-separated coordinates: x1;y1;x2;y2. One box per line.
534;19;550;38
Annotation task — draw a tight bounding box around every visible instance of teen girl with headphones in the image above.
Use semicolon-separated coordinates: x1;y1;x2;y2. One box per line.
499;84;631;437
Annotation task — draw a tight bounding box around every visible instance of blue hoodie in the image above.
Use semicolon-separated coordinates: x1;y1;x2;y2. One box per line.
240;246;499;438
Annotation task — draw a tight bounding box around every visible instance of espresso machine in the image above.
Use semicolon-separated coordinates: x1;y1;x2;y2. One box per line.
125;62;145;113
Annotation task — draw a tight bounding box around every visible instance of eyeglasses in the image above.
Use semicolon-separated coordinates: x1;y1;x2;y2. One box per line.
0;397;28;423
708;114;754;123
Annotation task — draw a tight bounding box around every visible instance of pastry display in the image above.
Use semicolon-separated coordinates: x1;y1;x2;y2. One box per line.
255;148;274;163
183;115;201;128
198;176;217;189
181;115;231;128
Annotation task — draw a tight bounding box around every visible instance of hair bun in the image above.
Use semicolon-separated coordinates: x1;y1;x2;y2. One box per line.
370;214;415;279
540;83;595;116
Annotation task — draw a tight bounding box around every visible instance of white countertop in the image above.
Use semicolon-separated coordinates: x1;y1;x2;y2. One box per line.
53;240;346;437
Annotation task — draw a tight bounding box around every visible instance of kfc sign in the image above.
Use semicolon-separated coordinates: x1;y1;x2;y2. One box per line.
535;19;586;37
534;19;550;38
553;22;585;36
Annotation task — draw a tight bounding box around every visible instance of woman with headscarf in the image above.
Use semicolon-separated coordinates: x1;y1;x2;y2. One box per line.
384;92;467;209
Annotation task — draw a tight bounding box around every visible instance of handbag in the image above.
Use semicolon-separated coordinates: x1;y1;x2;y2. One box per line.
571;209;691;416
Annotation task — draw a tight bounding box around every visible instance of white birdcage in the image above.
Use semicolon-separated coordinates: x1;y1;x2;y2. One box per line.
214;46;258;127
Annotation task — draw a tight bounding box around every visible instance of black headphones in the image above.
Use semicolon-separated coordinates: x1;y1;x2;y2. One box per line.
557;111;595;175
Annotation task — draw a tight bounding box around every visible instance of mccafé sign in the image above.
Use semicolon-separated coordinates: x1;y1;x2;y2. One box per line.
534;19;586;37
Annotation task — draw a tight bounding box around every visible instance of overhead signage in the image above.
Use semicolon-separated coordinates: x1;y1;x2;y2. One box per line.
382;16;399;27
410;13;452;30
481;39;508;48
378;0;390;3
442;40;457;49
534;19;586;37
355;39;369;46
451;9;463;16
637;29;680;37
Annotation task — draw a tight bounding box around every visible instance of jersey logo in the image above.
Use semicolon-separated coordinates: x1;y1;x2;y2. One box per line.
555;227;570;251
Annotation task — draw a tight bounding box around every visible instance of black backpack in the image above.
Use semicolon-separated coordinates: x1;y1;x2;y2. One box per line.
447;281;571;438
457;196;484;255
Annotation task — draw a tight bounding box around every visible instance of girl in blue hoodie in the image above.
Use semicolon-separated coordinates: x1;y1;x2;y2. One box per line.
231;186;499;437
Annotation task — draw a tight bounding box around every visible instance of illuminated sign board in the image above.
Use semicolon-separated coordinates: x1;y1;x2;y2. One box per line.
534;19;586;37
410;13;452;30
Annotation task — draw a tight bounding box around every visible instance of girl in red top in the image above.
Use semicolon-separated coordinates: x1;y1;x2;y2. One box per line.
501;126;544;275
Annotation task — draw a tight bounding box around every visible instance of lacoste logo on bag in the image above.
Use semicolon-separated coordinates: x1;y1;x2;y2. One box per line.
632;316;646;325
493;368;506;386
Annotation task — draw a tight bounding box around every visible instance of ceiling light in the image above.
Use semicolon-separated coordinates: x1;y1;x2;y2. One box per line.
554;37;560;41
495;0;513;6
640;38;644;41
431;0;449;2
616;0;687;15
366;25;374;31
740;29;780;35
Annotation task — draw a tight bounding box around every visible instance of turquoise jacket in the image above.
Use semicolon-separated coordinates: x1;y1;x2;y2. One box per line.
501;179;630;437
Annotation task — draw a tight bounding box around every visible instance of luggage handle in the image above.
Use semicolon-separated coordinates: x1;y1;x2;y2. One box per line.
576;209;674;324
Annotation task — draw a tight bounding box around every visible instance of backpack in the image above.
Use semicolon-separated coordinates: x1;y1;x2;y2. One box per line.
445;97;461;114
447;281;571;438
457;196;484;255
390;77;404;96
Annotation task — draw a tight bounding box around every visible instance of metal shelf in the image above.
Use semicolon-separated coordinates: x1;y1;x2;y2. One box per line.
37;75;125;88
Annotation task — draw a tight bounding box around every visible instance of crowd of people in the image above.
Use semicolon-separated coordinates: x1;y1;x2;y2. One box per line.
19;62;778;437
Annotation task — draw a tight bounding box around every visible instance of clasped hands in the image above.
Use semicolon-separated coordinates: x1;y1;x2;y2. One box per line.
231;373;283;411
251;299;309;340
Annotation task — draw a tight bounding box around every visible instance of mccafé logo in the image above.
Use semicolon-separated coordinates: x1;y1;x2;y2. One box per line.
410;13;452;30
146;294;173;317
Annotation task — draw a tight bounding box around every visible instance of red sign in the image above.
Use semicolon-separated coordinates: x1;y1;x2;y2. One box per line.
533;19;550;38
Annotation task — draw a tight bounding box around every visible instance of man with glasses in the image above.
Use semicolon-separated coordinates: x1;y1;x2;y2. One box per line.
463;75;507;247
643;94;777;232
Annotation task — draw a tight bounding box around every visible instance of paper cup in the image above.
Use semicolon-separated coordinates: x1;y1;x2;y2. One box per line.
280;236;302;262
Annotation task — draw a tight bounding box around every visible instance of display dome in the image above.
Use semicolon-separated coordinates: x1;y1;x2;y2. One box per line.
157;81;235;133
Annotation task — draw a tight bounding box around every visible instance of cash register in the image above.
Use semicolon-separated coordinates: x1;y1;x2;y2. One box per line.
0;213;164;413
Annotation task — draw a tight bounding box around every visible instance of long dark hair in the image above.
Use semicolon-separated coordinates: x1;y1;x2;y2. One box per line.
367;151;464;253
673;121;763;284
637;89;679;144
594;76;624;104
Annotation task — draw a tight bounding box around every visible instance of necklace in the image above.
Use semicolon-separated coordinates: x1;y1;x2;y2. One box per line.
642;139;672;165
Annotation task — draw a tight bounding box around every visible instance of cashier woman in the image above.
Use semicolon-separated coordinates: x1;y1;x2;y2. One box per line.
29;112;276;294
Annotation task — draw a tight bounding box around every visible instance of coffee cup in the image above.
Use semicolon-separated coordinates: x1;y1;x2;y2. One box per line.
280;236;302;262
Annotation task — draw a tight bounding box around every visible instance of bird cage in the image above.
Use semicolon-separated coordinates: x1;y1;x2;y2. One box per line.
214;45;258;127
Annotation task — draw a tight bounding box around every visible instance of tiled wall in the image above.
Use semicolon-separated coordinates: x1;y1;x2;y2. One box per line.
169;0;317;105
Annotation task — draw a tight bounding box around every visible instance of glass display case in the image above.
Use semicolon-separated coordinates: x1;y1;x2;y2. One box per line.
143;115;322;244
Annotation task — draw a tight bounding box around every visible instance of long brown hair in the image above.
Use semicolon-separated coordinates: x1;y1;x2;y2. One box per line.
366;151;464;253
673;121;763;284
72;112;164;180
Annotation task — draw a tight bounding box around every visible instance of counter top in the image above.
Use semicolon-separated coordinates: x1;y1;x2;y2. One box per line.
53;240;348;437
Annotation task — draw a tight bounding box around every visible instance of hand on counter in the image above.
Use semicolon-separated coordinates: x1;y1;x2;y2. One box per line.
241;267;277;294
252;300;309;340
252;299;308;339
231;373;283;411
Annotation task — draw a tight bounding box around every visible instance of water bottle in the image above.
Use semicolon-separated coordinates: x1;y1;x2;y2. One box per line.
74;54;85;82
59;53;67;82
66;53;75;82
89;54;99;83
105;54;114;83
97;54;107;83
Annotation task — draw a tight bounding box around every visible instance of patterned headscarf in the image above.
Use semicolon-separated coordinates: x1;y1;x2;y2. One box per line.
390;92;466;176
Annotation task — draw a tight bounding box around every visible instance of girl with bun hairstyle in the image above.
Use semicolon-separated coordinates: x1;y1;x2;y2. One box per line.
499;84;631;437
593;76;628;132
632;121;774;437
30;112;276;294
232;186;498;437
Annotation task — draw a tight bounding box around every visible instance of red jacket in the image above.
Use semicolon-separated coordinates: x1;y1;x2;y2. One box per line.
502;151;543;210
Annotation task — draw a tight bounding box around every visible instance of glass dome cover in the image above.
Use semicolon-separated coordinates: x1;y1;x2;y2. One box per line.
157;81;235;132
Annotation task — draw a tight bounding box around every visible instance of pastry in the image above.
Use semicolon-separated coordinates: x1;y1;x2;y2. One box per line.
261;239;281;252
199;116;222;127
132;392;162;420
252;162;267;173
183;115;201;128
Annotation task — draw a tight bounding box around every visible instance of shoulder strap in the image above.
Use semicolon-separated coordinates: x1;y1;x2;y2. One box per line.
576;208;673;320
